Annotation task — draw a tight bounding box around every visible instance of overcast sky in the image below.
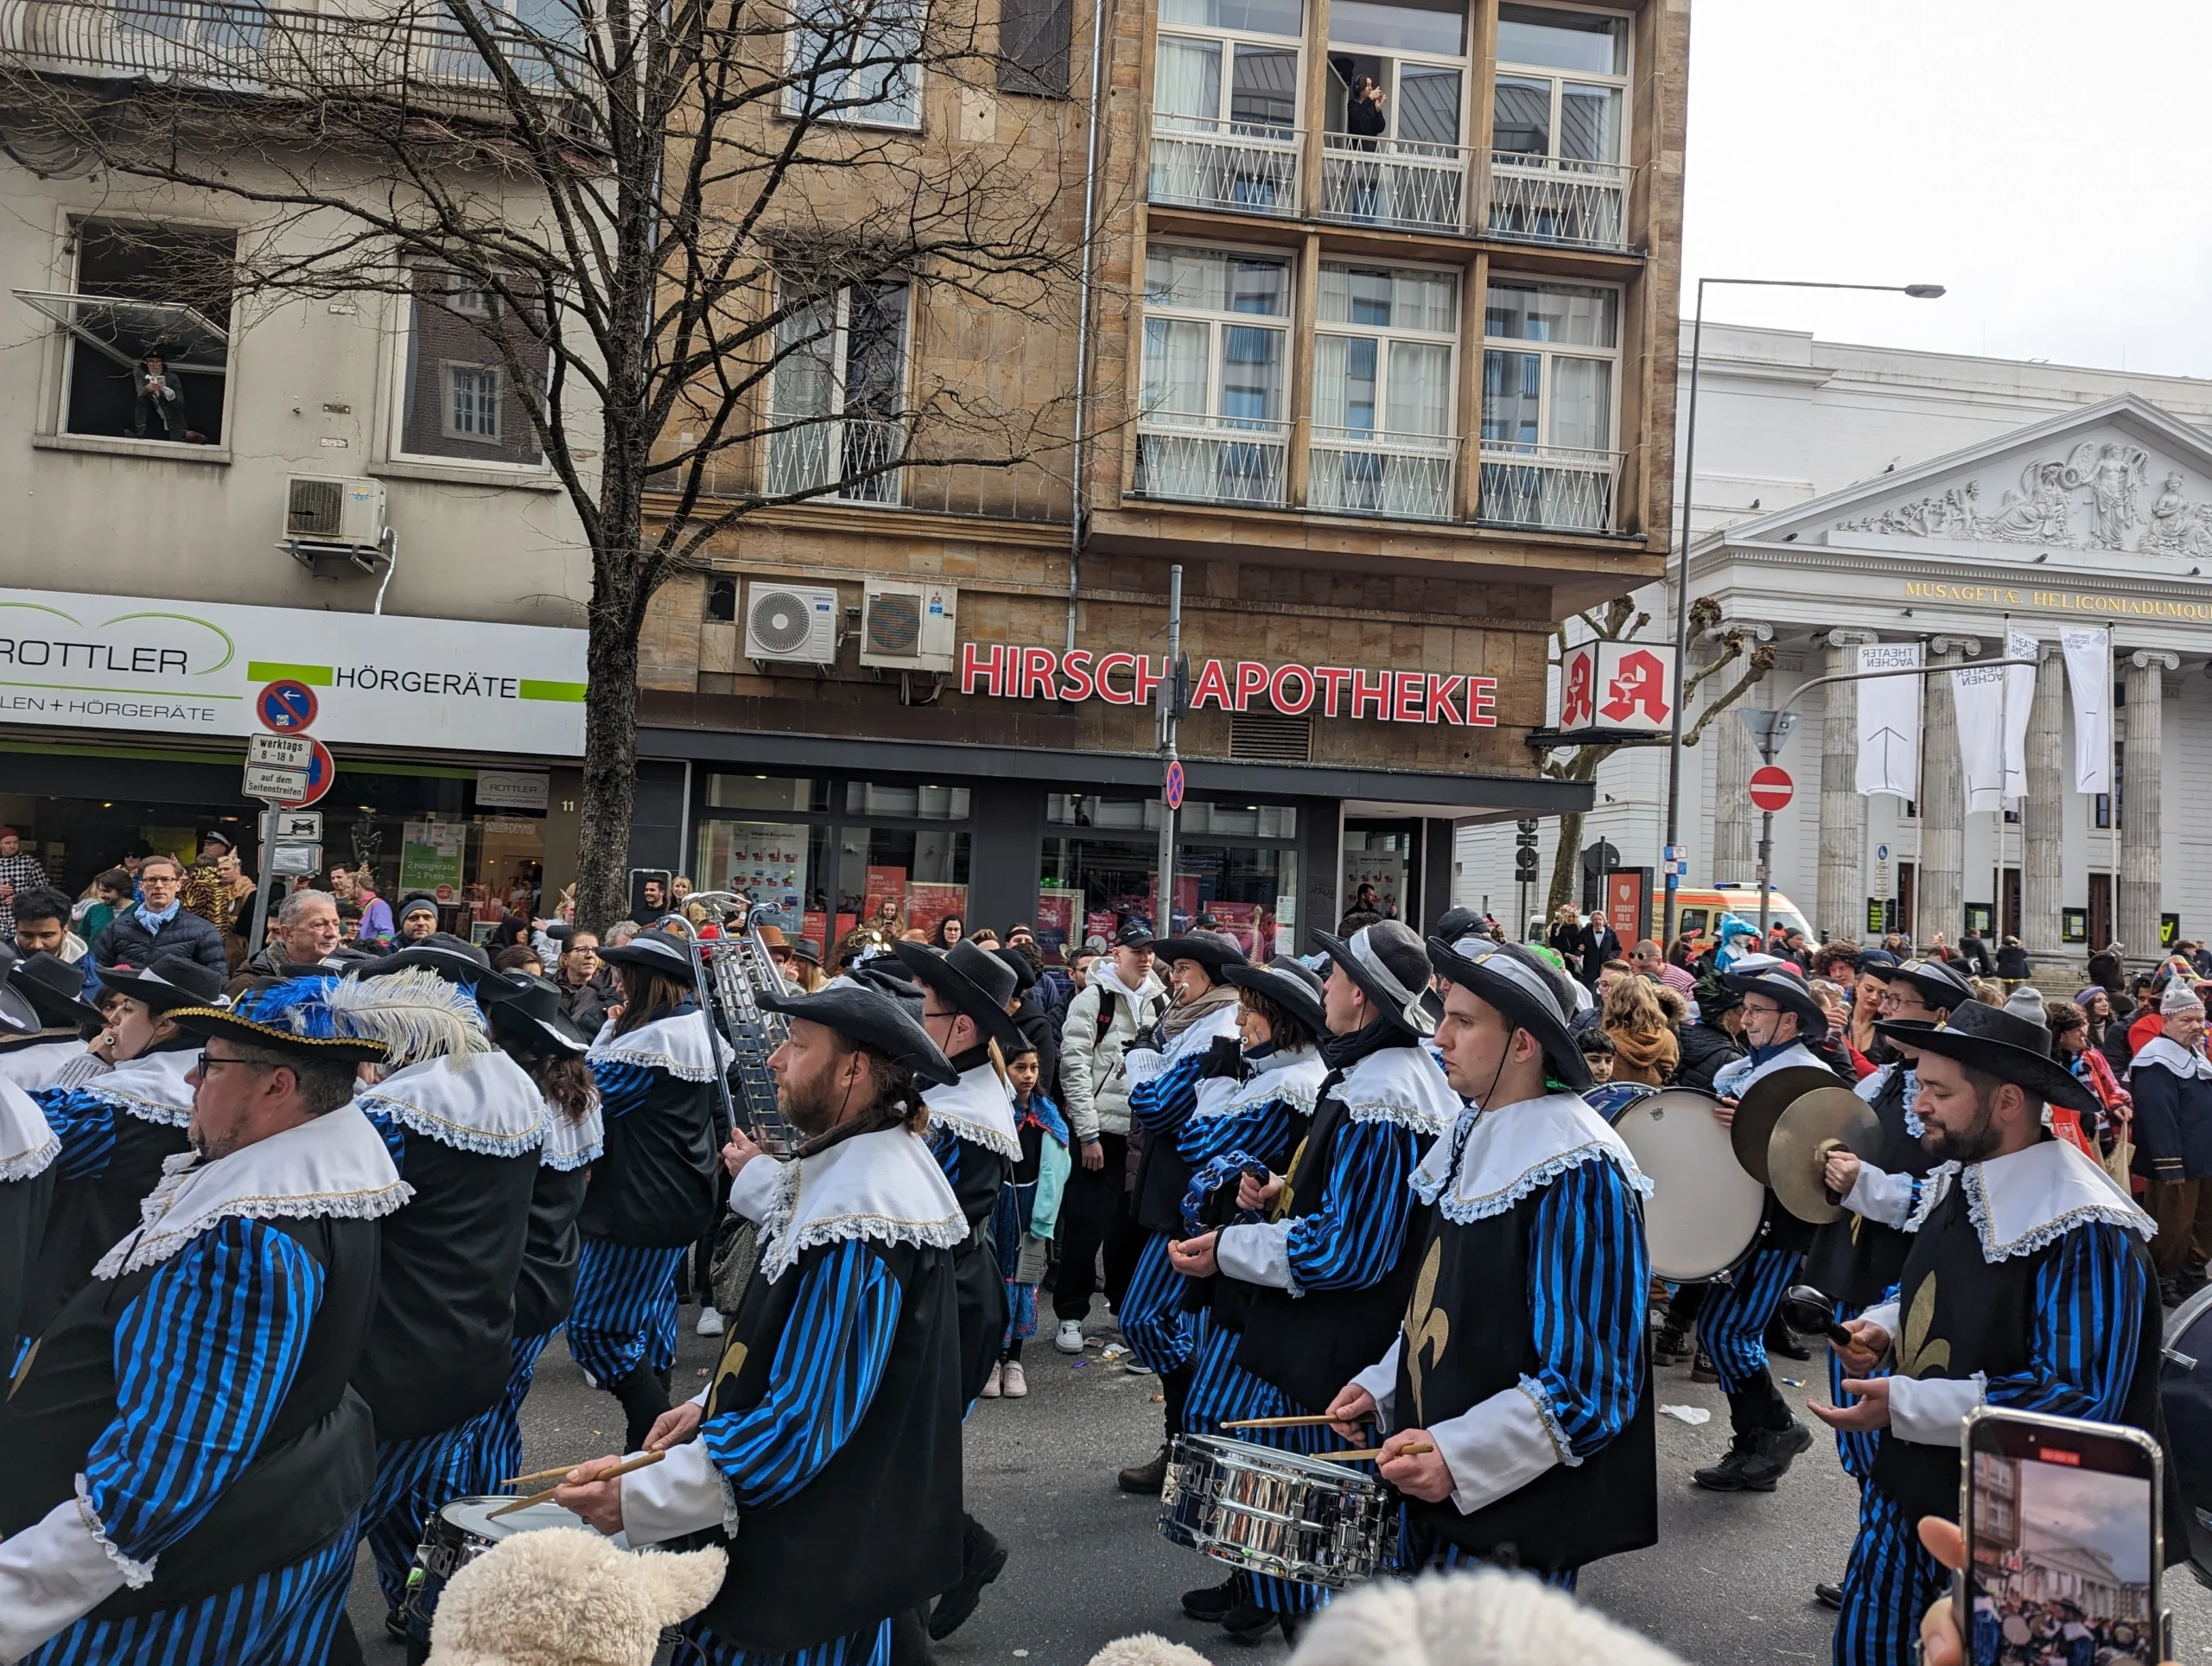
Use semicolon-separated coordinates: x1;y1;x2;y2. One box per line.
1681;1;2212;378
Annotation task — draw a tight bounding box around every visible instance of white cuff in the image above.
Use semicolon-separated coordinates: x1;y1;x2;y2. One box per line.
1427;1382;1566;1517
1886;1373;1986;1447
1843;1162;1917;1229
1216;1221;1298;1292
620;1441;731;1546
1859;1300;1901;1343
0;1492;140;1659
1351;1337;1401;1428
727;1157;782;1224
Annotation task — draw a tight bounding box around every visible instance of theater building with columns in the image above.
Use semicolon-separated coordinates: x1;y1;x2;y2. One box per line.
1456;323;2212;970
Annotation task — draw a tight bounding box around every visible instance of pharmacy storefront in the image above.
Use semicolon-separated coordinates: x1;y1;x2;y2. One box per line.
0;588;586;935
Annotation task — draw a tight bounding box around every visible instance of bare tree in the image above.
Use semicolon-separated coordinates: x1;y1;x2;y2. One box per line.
0;0;1091;925
1539;595;1777;920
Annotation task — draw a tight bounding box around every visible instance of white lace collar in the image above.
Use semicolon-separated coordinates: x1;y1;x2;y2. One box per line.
1124;1002;1242;1090
2127;1035;2212;1082
924;1060;1020;1159
1197;1046;1328;1121
1333;1043;1462;1135
756;1125;968;1283
0;1077;58;1182
1412;1091;1651;1224
92;1100;411;1279
0;1039;90;1093
588;1008;732;1084
359;1050;549;1158
1858;1058;1925;1135
540;1099;605;1171
76;1046;200;1129
1855;1061;1896;1103
1907;1139;2154;1263
1736;1040;1826;1090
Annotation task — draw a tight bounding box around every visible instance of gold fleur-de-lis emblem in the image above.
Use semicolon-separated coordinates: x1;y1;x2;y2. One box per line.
1402;1237;1449;1423
711;1339;750;1407
1897;1274;1950;1378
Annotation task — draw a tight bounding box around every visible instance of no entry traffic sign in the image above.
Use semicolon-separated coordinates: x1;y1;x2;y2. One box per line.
1749;766;1794;813
282;740;336;808
1164;758;1185;812
256;679;320;733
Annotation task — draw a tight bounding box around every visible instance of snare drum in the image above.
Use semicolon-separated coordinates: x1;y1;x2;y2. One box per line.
1608;1088;1765;1282
402;1495;611;1649
1160;1434;1395;1588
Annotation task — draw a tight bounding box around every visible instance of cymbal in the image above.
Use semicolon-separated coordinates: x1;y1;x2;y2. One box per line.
1728;1066;1842;1186
1769;1089;1884;1224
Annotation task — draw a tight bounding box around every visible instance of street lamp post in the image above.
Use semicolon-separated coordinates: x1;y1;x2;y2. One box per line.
1661;277;1945;950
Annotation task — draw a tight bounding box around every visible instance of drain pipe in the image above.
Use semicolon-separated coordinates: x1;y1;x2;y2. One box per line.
1065;0;1108;652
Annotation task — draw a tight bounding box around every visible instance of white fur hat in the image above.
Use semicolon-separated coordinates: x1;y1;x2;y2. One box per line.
1084;1636;1217;1666
1288;1570;1685;1666
425;1526;726;1666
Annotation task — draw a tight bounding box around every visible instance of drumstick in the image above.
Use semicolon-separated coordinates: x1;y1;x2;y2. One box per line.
500;1461;607;1488
1314;1442;1435;1462
487;1449;665;1520
1219;1413;1371;1430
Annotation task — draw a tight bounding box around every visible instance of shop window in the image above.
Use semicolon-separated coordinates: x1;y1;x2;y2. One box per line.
399;267;546;467
19;219;236;446
785;0;925;128
836;825;971;939
844;780;971;819
1045;794;1295;839
706;773;829;811
696;820;831;928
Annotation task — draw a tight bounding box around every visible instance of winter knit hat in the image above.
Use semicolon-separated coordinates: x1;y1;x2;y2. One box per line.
2162;979;2207;1015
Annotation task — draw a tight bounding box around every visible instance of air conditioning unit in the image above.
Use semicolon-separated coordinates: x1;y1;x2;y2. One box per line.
744;582;839;664
284;475;385;546
859;579;957;672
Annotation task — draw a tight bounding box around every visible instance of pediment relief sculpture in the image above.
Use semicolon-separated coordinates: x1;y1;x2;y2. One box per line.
1834;441;2212;556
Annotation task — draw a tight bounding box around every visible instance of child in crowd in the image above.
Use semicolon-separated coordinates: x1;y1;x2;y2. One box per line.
984;1046;1071;1399
1578;1028;1615;1084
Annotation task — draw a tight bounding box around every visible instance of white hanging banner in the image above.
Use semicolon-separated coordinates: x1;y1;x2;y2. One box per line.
2002;626;2037;802
1854;641;1923;799
2058;626;2113;794
1955;653;2006;817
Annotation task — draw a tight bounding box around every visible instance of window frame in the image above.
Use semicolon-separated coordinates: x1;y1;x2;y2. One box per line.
1310;258;1460;441
1324;0;1473;151
1136;241;1294;427
766;277;914;506
1491;1;1633;169
1478;275;1622;458
783;0;926;131
389;263;552;474
1152;9;1303;139
441;361;505;443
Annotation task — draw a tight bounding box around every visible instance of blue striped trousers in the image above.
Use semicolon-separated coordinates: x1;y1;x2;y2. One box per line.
1827;1296;1880;1483
1833;1481;1944;1666
362;1400;503;1610
1121;1232;1194;1375
475;1330;556;1499
569;1236;683;1387
673;1617;892;1666
1698;1247;1801;1396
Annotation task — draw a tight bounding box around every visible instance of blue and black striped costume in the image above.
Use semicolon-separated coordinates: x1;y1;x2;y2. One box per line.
570;1032;696;1388
1122;1007;1243;1375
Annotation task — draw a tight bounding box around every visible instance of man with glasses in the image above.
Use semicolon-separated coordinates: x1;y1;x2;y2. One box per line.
90;854;227;976
556;928;616;1030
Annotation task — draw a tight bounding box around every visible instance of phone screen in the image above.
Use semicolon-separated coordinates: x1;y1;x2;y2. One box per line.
1964;1415;2159;1664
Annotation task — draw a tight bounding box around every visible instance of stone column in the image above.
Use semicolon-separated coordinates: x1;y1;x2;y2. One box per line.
1707;623;1768;885
2021;644;2067;964
1818;630;1878;942
2120;649;2179;969
1917;637;1975;949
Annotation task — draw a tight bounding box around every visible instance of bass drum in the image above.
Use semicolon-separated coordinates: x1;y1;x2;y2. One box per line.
1608;1088;1765;1282
2160;1282;2212;1579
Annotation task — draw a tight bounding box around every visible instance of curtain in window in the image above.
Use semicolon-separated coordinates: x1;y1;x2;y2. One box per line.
1219;324;1283;423
1559;82;1619;163
1154;35;1220;125
1547;354;1611;453
1141;317;1210;417
1480;349;1540;446
770;296;836;491
1385;340;1448;436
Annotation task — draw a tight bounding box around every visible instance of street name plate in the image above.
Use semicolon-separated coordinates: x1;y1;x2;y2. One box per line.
244;764;310;800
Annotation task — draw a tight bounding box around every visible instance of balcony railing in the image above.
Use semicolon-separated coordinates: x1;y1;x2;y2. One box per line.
1475;440;1622;533
1147;115;1300;218
0;0;593;129
1485;151;1635;251
1133;413;1289;509
766;417;904;506
1306;426;1455;521
1319;134;1467;234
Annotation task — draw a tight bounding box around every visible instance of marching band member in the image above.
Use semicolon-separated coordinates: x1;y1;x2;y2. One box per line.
893;938;1027;1641
18;955;220;1347
477;970;603;1497
1813;1002;2159;1666
0;1026;60;1358
1692;961;1850;1495
1168;921;1458;1639
343;938;550;1633
556;973;969;1666
574;927;728;1452
1330;938;1655;1590
0;953;105;1092
1168;956;1330;1638
1118;932;1247;1494
0;974;411;1663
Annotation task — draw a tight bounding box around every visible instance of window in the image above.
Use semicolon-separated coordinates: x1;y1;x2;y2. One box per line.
1147;0;1300;214
1318;0;1468;229
1490;4;1631;247
705;577;739;622
1478;277;1619;529
1310;262;1457;518
705;773;829;811
766;280;911;502
1135;245;1292;505
400;267;545;466
999;0;1071;95
786;0;924;128
20;219;235;447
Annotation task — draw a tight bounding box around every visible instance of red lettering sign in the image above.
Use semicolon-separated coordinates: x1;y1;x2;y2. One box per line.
1466;677;1497;727
1235;660;1270;711
1270;664;1314;715
1190;658;1232;711
1560;647;1595;728
1392;671;1427;723
1060;648;1096;702
1315;667;1352;717
1599;647;1670;725
960;642;1007;696
1095;652;1138;705
1351;670;1389;720
1021;647;1058;701
1427;673;1467;726
1133;654;1165;709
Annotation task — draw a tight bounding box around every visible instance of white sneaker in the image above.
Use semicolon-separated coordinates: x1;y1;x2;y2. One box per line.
1053;1319;1084;1355
1001;1361;1028;1397
980;1362;1003;1398
696;1306;725;1337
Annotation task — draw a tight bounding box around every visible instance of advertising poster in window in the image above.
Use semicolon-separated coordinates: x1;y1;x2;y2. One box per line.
1342;853;1405;920
1207;900;1258;957
803;910;830;958
1605;871;1646;944
399;822;467;897
1086;909;1116;945
1035;887;1083;963
864;866;909;932
905;882;969;943
712;822;807;919
1147;877;1201;935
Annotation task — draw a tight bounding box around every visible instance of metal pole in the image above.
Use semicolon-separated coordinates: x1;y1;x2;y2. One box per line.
1661;279;1705;951
1154;565;1183;932
1064;0;1109;652
1996;614;2010;944
1758;729;1775;940
246;801;278;960
2107;630;2118;950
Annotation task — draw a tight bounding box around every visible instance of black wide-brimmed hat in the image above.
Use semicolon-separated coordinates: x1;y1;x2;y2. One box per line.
1220;956;1326;1039
1873;1001;2100;1116
1427;936;1592;1092
1720;962;1828;1036
1152;932;1249;976
1313;920;1436;1037
1888;956;1976;1014
1854;949;1900;980
99;953;228;1014
893;939;1026;1058
486;971;592;1056
760;976;957;1086
0;982;41;1038
355;933;504;995
599;928;697;982
993;946;1039;996
6;951;103;1031
1430;906;1483;944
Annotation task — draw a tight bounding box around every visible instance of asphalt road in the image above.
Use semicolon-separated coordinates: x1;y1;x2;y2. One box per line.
347;1301;2212;1664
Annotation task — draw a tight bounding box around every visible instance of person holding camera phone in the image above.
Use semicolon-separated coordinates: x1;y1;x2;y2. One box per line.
1808;1001;2162;1666
131;348;185;441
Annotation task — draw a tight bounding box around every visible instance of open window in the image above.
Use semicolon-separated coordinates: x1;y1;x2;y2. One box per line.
16;220;235;446
398;266;547;466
